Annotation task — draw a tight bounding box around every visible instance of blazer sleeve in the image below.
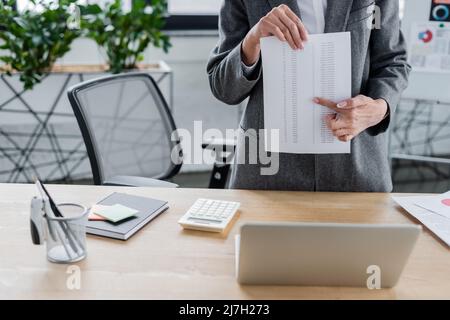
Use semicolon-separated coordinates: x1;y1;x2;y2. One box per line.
366;0;411;136
207;0;262;105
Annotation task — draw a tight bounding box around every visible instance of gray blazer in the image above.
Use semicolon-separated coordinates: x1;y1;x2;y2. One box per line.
207;0;411;192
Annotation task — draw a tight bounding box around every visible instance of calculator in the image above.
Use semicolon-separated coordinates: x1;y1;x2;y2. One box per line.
178;198;240;232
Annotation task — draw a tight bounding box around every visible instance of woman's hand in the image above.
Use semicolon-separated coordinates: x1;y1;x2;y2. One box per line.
242;4;308;66
313;95;389;142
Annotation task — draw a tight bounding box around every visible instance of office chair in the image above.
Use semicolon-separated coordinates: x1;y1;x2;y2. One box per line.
67;73;182;188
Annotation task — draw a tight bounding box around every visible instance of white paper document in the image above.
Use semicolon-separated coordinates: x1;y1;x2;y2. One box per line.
409;23;450;74
393;195;450;247
261;32;352;154
413;191;450;219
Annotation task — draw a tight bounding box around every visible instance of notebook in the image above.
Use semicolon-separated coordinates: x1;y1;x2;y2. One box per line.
86;192;168;240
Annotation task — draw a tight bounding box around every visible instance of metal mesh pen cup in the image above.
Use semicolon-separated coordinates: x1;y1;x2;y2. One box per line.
45;203;88;263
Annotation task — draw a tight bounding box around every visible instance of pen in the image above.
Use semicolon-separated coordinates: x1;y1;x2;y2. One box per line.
36;180;83;255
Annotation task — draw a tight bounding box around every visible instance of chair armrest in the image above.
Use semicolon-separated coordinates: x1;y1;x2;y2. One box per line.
103;175;178;188
202;138;236;165
202;138;237;152
202;138;236;189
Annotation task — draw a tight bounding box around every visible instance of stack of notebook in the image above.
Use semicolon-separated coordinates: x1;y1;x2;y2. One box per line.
87;192;168;240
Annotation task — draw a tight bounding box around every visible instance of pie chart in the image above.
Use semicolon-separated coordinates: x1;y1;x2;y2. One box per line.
432;4;450;21
418;30;433;43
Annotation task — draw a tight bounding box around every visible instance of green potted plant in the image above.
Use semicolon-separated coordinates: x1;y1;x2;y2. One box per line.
0;0;82;89
81;0;171;74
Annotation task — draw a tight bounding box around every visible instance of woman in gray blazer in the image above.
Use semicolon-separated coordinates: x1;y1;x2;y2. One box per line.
207;0;411;192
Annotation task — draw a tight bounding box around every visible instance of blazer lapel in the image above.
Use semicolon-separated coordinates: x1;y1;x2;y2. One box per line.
324;0;354;32
267;0;302;18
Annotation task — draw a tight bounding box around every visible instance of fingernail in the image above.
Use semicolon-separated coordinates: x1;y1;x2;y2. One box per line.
313;98;319;103
337;101;347;108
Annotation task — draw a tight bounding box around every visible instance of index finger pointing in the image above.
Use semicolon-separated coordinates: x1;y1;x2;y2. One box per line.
313;97;341;113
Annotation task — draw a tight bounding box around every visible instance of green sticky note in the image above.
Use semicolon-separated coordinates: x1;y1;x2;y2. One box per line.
93;204;138;223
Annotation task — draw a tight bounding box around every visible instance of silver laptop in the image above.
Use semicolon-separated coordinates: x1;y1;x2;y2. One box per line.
235;222;421;287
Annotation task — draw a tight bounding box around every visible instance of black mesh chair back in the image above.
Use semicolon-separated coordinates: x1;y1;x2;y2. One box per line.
67;73;182;185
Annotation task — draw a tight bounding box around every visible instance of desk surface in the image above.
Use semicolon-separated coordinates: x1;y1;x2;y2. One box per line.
1;184;449;300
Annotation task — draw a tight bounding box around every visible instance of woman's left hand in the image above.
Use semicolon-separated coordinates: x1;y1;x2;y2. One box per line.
313;95;389;142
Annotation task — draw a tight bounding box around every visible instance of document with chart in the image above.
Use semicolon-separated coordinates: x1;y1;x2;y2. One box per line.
261;32;351;154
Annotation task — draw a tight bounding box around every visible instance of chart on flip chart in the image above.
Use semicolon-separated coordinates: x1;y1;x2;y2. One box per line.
402;0;450;101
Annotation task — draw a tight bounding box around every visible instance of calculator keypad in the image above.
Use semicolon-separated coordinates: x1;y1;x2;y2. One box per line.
179;198;240;232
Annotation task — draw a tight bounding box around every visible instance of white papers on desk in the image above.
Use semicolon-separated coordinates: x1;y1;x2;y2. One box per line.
260;32;351;154
392;195;450;247
414;191;450;219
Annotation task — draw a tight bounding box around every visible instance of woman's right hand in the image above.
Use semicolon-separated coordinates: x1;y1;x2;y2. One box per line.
242;4;309;66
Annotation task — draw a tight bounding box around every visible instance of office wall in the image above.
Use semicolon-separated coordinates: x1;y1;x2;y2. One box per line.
393;0;450;156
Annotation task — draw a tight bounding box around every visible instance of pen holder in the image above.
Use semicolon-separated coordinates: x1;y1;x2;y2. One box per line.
30;200;89;264
45;204;89;263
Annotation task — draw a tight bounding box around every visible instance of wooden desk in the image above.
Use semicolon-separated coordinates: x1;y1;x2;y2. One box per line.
0;184;449;299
